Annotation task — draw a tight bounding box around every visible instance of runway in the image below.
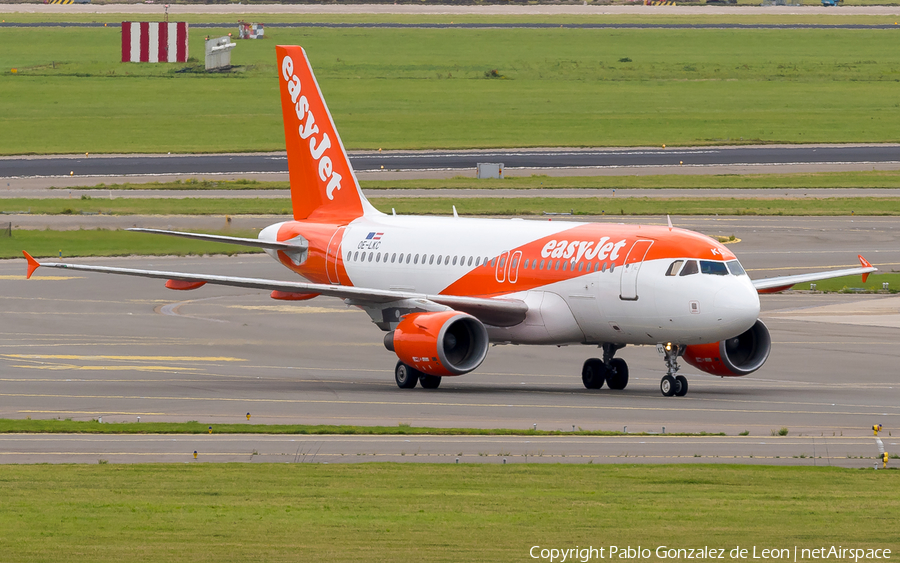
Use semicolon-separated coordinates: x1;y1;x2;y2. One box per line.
2;215;899;465
3;146;899;180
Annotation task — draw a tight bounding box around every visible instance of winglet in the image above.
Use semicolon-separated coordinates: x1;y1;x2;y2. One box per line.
667;215;673;231
859;254;873;283
23;251;40;279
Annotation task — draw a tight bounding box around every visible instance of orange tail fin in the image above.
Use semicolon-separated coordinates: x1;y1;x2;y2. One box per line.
277;45;378;222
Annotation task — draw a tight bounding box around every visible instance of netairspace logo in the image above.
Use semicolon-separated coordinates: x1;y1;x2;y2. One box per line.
529;546;892;563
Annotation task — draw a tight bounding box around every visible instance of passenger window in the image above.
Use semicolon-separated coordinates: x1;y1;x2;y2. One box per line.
353;251;359;261
700;260;729;276
429;255;435;265
376;253;381;263
726;260;746;276
555;261;560;271
468;256;474;267
414;254;419;264
437;255;443;265
666;260;684;277
368;252;374;262
601;262;607;272
452;256;457;266
578;262;584;272
490;258;496;268
679;260;699;276
398;253;404;263
609;263;615;273
562;261;568;271
391;253;396;263
511;257;518;268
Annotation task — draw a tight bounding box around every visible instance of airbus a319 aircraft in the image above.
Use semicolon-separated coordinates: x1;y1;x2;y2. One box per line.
24;45;877;397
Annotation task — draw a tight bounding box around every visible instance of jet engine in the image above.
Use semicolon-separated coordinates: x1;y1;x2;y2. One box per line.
384;311;489;376
682;320;771;377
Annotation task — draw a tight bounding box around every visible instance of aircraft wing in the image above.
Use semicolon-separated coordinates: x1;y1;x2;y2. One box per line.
22;252;527;327
752;255;877;293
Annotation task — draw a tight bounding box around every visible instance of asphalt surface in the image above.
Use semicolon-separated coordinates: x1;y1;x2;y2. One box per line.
4;146;900;179
2;215;899;465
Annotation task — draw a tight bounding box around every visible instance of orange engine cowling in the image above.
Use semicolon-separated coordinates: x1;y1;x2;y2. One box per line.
682;320;771;377
384;311;489;377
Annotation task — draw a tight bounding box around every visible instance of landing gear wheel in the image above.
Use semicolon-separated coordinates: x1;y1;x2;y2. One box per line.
660;374;676;397
419;374;442;389
674;375;688;397
395;361;419;389
606;358;629;390
581;358;607;389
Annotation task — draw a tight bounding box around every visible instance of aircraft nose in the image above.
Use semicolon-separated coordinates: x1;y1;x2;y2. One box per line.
713;279;760;329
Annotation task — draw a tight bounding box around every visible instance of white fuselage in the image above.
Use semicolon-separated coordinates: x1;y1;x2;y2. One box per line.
261;214;760;347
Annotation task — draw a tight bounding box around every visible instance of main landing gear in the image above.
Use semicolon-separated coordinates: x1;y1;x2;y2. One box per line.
659;343;688;397
582;343;628;391
395;361;442;390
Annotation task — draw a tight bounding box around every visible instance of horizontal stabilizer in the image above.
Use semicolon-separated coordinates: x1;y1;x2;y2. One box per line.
127;228;306;254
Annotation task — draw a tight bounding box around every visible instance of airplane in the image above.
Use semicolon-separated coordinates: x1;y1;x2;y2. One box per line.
23;45;877;397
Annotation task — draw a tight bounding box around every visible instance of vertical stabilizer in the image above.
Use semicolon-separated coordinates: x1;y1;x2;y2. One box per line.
277;45;379;222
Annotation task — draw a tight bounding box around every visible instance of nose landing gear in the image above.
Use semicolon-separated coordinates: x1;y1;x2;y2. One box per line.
659;343;688;397
582;343;628;390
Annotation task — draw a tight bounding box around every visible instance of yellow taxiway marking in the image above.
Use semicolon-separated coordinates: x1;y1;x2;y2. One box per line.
0;275;82;281
227;305;358;314
13;365;202;372
2;354;246;362
19;410;165;416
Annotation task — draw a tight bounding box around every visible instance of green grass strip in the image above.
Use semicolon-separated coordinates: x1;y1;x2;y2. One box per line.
374;197;900;216
0;464;896;562
0;418;720;437
0;228;264;259
790;273;900;293
5;197;900;218
3;27;900;154
70;169;900;191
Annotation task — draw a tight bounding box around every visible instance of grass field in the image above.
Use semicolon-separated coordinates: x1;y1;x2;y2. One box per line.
791;272;900;291
2;26;899;153
6;196;900;218
68;170;900;191
0;464;896;562
0;418;722;437
0;227;264;259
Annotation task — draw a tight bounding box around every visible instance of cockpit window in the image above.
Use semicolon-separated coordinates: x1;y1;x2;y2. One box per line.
665;260;684;277
726;260;746;276
700;260;729;276
679;260;699;276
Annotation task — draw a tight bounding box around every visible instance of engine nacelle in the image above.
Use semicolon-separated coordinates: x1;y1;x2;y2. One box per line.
384;311;489;377
682;319;771;377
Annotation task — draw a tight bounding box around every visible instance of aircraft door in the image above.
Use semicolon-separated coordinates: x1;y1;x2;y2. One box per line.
508;251;523;283
619;239;654;301
495;251;509;283
325;226;346;285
